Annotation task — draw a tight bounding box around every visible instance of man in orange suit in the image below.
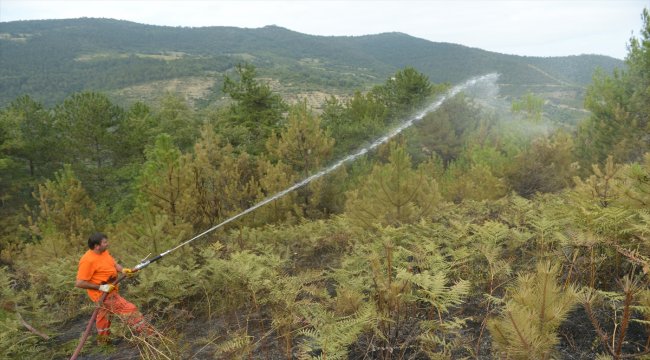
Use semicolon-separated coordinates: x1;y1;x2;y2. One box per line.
75;232;150;344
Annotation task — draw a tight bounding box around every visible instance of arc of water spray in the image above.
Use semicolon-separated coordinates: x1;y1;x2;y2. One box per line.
133;73;499;271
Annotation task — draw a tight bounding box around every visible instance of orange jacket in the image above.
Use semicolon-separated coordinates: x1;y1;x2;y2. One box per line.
77;250;118;302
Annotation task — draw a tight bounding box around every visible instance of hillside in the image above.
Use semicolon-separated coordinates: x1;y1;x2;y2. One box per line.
0;18;623;108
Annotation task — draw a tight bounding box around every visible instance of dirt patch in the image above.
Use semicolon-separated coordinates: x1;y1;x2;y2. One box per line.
0;33;31;43
113;77;217;106
75;53;130;62
135;52;186;61
284;91;347;110
76;51;186;62
258;77;349;110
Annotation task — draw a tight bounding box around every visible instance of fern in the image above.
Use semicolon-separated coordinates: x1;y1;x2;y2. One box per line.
297;302;374;360
129;263;201;311
418;317;467;359
0;266;17;315
213;330;253;359
0;317;47;359
268;270;324;358
397;268;469;313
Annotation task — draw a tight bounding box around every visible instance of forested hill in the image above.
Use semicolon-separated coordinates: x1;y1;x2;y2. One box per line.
0;17;623;106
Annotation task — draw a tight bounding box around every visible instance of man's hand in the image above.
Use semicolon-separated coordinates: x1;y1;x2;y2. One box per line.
122;268;137;277
98;284;115;293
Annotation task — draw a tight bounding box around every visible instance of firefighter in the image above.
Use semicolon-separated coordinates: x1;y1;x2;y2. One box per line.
75;232;151;345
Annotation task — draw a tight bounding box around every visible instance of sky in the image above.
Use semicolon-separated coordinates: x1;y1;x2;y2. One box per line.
0;1;647;59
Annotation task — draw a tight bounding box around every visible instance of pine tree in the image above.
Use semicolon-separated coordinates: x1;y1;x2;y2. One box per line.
220;63;288;154
576;8;650;164
371;67;436;120
323;91;387;158
345;142;441;228
180;125;259;229
26;164;95;258
253;158;301;225
619;152;650;208
136;134;187;226
488;261;579;360
266;102;339;218
55;92;125;197
154;93;199;151
0;95;58;178
506;131;577;198
438;145;507;202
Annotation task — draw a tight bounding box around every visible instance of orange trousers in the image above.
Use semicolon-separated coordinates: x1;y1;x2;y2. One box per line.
96;292;150;336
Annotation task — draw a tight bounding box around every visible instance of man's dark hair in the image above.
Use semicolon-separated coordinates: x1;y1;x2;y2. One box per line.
88;232;108;249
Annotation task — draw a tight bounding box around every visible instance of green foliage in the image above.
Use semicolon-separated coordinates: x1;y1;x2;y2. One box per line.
212;330;253;359
346;141;441;228
469;220;526;293
325;224;471;358
0;316;48;359
619;153;650;208
128;262;201;312
0;267;15;312
398;266;470;358
0;18;621;108
488;261;579;360
55;92;125;192
180;125;259;229
253;158;301;225
370;66;436;119
581;274;650;359
0;95;59;178
577;9;650;165
113;210;192;261
219;63;288;154
506;131;577;198
136;134;186;225
511;92;544;122
268;271;324;358
267;102;334;175
405;94;483;165
0;259;81;359
113;101;156;165
439;148;507;202
572;155;625;208
266;101;340;217
323;91;387;158
154;93;199;151
21;257;83;323
26;164;95;257
297;302;374;360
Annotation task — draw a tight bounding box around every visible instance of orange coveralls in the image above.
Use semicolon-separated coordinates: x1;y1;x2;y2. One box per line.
77;250;149;336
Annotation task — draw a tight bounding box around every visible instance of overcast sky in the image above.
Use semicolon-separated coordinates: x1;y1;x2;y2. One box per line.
1;1;647;59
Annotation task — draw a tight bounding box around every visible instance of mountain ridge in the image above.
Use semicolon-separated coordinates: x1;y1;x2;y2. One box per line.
0;18;624;107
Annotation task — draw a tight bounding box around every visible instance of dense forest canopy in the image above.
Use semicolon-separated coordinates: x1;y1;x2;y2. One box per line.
0;9;649;359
